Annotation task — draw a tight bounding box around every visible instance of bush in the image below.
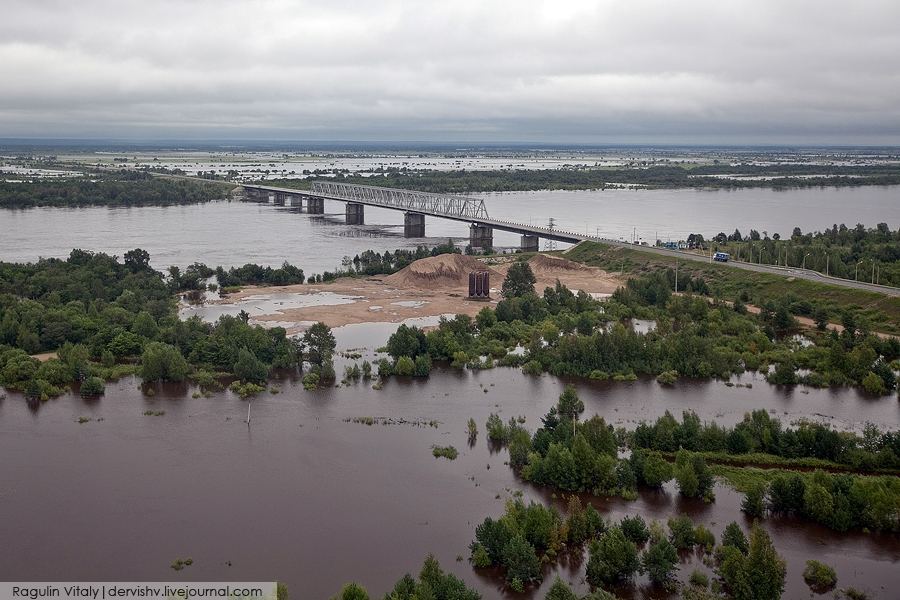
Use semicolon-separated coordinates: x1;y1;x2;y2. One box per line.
414;354;432;377
667;515;696;549
233;347;268;382
394;355;415;376
656;370;678;385
80;376;105;397
802;560;837;592
522;360;543;375
302;372;321;390
689;570;709;588
642;537;678;585
141;342;189;382
741;483;766;518
620;515;650;544
586;527;639;586
432;445;458;460
861;371;887;395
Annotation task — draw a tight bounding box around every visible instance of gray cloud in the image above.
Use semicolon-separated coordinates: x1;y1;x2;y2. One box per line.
2;0;899;143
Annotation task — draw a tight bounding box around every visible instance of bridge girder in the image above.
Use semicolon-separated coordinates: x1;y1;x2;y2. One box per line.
310;181;489;221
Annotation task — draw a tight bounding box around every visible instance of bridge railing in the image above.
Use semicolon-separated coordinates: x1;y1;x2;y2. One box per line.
310;181;489;220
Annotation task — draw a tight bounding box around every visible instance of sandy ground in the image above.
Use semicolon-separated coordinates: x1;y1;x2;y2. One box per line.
215;254;623;331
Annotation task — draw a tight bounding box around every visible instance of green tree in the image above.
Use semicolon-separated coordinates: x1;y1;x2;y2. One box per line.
233;347;268;382
331;583;368;600
394;356;415;376
744;524;786;600
132;311;159;339
141;342;189;382
544;577;578;600
741;483;766;518
123;248;151;271
502;261;537;298
80;376;105;397
303;322;336;367
620;515;650;544
585;527;639;586
502;534;541;585
386;324;426;360
721;521;748;554
642;537;678;585
641;453;674;488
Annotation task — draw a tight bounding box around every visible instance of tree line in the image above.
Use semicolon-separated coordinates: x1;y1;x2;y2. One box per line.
381;262;899;395
0;171;229;208
0;249;336;401
470;493;788;598
263;162;900;193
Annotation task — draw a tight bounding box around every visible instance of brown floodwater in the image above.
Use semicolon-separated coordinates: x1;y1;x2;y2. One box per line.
2;330;899;600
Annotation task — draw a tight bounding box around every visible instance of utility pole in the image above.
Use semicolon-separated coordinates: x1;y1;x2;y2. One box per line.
826;253;829;276
872;260;876;283
856;260;862;281
675;260;678;293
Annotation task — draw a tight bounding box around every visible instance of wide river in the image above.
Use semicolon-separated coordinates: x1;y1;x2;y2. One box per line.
1;319;899;599
1;185;899;598
1;185;898;272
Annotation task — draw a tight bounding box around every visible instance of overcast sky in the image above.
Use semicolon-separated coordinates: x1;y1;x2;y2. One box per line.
2;0;899;144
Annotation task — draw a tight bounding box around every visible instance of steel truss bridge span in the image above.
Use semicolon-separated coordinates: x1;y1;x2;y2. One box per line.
310;181;488;220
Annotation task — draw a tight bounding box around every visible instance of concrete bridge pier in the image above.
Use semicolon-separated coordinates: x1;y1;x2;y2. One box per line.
289;194;303;207
273;192;286;206
469;223;493;249
520;234;539;252
346;202;365;225
307;197;324;214
404;212;426;237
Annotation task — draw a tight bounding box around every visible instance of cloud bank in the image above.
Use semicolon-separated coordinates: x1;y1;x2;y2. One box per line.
2;0;899;143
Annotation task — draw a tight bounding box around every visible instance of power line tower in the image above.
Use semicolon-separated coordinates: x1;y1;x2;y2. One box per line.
545;218;557;251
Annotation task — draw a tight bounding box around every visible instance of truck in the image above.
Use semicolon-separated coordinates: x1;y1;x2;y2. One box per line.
713;252;730;262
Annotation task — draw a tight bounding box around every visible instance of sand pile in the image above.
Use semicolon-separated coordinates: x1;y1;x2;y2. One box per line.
385;254;501;290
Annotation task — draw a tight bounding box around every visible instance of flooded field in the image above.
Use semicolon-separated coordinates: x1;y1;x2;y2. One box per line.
1;320;898;599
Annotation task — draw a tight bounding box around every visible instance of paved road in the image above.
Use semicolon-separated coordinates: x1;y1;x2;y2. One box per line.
603;242;900;297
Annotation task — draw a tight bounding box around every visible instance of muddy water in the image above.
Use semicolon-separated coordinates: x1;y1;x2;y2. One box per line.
2;339;899;599
2;185;898;272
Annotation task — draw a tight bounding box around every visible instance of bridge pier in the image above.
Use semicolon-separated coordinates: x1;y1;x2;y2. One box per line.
404;212;426;237
469;224;493;249
345;202;365;225
520;234;539;252
307;197;324;214
289;194;303;207
273;192;286;206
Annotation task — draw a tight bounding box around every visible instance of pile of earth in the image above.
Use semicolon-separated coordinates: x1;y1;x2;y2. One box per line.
384;254;502;290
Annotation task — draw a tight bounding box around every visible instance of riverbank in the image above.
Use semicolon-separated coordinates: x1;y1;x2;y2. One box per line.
202;254;622;331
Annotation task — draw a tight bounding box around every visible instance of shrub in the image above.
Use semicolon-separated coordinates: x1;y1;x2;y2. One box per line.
394;355;415;376
689;570;709;588
432;445;458;460
656;370;678;385
522;360;543;375
80;376;105;397
586;527;639;586
667;515;696;549
802;560;837;592
620;515;650;544
301;372;320;390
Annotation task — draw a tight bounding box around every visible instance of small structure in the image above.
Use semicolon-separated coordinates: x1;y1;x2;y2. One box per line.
468;271;491;299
